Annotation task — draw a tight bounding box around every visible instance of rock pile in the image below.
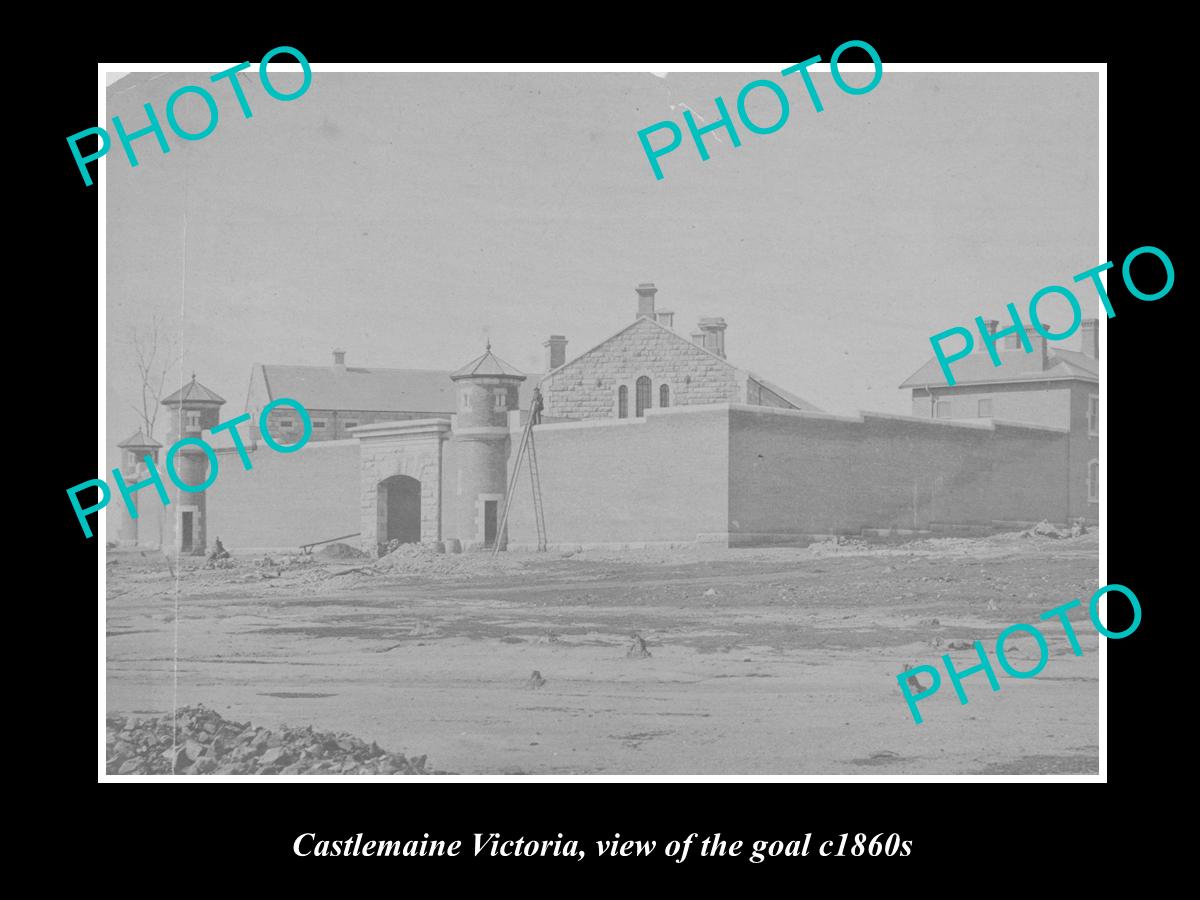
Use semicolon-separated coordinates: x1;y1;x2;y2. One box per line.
106;705;432;776
807;536;869;556
626;633;652;658
1021;520;1086;539
369;542;526;576
318;542;368;560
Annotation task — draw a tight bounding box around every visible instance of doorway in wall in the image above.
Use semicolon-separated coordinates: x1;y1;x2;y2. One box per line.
379;475;421;544
180;512;193;553
483;500;498;547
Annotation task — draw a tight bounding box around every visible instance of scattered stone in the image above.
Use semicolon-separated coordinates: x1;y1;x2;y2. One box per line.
106;705;438;776
627;633;652;658
703;588;717;597
902;663;926;693
528;670;546;689
318;542;368;560
259;747;293;767
1022;520;1071;539
946;640;973;650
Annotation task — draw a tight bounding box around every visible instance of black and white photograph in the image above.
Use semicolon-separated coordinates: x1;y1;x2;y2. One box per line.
91;60;1112;780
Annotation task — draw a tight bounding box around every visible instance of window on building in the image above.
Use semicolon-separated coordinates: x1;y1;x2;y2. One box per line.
494;390;508;410
660;384;670;408
1088;395;1099;435
185;411;201;429
344;421;359;430
934;400;951;419
978;398;992;417
461;390;472;409
1088;459;1099;503
636;376;652;417
278;418;294;429
312;420;327;430
617;385;628;419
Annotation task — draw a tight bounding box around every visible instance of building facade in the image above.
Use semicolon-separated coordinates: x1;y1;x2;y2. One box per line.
900;319;1099;522
242;350;532;443
121;284;1097;553
539;283;819;421
160;376;227;554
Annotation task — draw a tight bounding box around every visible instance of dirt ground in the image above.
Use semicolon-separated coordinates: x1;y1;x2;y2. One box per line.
104;531;1101;775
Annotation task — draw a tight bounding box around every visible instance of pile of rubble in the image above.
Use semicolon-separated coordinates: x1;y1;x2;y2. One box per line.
807;536;870;556
1021;520;1088;540
106;705;432;776
363;542;526;577
317;542;369;560
373;542;473;575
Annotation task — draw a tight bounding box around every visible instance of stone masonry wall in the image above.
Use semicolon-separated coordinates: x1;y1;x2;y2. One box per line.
541;318;746;420
205;440;360;550
359;437;444;550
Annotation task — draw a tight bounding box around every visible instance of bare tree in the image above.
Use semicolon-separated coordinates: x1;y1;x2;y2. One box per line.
128;314;181;441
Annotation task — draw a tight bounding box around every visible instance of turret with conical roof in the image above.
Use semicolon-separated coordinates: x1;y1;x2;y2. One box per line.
117;429;163;471
161;374;226;440
114;430;164;546
160;374;226;555
450;343;525;551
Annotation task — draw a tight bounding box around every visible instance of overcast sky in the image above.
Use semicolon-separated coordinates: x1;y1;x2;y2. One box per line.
105;70;1099;453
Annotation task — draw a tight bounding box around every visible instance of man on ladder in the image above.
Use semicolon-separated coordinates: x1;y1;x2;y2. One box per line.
493;386;547;556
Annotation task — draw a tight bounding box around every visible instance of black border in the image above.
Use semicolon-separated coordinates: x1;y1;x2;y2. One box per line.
41;20;1177;877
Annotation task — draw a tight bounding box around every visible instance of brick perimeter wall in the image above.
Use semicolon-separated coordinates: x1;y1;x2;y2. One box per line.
502;407;729;546
205;440;360;550
729;406;1070;537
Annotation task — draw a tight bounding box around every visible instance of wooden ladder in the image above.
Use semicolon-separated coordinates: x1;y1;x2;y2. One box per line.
493;387;546;556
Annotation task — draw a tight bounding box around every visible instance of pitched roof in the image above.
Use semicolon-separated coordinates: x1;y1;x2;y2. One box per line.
545;315;822;412
257;362;534;412
117;429;162;449
450;346;526;380
900;345;1099;389
161;377;226;406
750;376;823;412
261;365;455;412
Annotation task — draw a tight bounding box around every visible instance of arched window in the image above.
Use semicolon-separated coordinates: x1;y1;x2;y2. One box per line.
1087;459;1099;503
659;384;670;408
617;385;628;419
636;376;652;417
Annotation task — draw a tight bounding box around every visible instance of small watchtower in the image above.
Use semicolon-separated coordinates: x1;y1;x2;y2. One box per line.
449;343;525;550
160;375;226;554
114;430;163;545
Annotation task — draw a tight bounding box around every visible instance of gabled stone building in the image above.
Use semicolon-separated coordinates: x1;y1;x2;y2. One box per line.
540;283;819;420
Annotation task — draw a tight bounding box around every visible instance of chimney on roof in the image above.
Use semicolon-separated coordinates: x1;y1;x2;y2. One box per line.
636;283;657;320
332;349;346;371
544;335;567;371
1081;318;1099;360
697;317;727;359
1023;326;1048;369
978;319;999;353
